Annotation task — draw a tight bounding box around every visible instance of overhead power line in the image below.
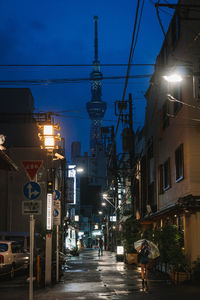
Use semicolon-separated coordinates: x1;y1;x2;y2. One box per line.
0;63;155;67
0;74;152;86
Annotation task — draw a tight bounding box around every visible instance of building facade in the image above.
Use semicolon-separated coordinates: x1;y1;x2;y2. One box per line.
0;88;66;247
141;0;200;262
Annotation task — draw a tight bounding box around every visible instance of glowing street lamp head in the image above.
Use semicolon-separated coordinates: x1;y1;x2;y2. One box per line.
163;73;183;83
101;202;106;206
43;125;54;135
44;136;55;148
76;167;84;173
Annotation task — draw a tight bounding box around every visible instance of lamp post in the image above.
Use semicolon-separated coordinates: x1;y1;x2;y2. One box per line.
37;115;63;286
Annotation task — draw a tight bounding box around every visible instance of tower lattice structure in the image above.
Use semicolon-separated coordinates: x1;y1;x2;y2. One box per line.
86;16;107;155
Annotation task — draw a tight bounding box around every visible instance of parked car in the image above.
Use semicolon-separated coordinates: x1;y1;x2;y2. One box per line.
0;241;29;279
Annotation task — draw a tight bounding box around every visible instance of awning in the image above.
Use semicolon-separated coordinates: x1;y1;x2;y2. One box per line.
140;195;200;224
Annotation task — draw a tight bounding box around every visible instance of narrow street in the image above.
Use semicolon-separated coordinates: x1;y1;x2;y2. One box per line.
1;249;200;299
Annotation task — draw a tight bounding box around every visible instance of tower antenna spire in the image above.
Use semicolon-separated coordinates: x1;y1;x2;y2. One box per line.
94;16;98;62
87;16;106;155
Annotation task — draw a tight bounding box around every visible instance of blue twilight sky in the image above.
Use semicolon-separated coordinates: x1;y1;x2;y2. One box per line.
0;0;178;159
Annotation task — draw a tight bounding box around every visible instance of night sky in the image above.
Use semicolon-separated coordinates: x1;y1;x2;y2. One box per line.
0;0;178;159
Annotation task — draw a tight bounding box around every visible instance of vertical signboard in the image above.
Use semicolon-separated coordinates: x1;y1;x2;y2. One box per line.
68;165;76;204
53;200;61;225
66;177;74;204
47;193;53;230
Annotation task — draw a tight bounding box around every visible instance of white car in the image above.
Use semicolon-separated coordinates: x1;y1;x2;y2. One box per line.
0;241;29;279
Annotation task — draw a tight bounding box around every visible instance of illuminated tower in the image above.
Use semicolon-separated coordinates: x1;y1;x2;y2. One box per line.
86;16;107;155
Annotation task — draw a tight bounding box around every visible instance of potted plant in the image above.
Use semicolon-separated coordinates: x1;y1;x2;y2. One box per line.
170;256;191;284
154;224;191;283
192;257;200;281
122;217;141;264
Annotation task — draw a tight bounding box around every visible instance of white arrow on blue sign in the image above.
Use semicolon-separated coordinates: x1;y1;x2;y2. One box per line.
23;182;41;200
53;190;61;200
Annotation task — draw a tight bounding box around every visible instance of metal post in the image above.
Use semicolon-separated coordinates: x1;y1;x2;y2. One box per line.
56;225;59;283
106;213;109;250
29;214;35;300
37;255;40;285
45;233;52;286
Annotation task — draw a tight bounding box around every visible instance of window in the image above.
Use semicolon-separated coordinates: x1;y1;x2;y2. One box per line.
159;165;163;194
175;144;184;182
193;57;200;101
147;137;154;184
0;243;8;252
159;158;171;193
171;14;180;48
163;158;171;190
172;85;182;115
162;101;169;130
159;158;171;194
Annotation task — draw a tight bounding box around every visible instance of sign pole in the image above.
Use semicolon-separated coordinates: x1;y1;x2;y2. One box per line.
29;214;35;300
56;225;59;283
53;191;61;283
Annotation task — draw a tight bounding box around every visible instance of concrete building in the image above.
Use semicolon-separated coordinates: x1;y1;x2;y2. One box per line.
0;88;65;247
141;0;200;262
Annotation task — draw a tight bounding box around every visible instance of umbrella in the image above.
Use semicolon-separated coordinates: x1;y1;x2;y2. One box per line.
134;239;160;259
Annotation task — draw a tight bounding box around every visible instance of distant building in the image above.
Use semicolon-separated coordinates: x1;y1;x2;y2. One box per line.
71;142;81;160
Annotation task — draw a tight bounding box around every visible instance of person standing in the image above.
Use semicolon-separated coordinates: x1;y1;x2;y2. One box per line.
98;237;104;256
138;240;151;289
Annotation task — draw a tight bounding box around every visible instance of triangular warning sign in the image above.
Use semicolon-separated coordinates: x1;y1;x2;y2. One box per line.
22;160;43;181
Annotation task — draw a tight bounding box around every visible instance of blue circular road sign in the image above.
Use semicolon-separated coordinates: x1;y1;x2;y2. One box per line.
53;190;61;200
53;209;59;217
23;182;41;200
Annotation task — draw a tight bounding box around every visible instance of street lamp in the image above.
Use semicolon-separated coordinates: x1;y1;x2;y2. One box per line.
163;73;183;83
38;123;61;153
102;194;116;209
37;116;64;286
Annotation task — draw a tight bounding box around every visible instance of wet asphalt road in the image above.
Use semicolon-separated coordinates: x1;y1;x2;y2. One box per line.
0;248;200;299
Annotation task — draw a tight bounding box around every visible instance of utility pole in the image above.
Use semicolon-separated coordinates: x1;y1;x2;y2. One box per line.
128;93;135;215
116;93;135;215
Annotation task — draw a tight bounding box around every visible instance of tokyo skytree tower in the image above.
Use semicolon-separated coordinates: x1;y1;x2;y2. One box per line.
86;16;107;155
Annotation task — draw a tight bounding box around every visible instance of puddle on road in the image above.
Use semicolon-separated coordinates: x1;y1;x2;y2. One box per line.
61;282;105;292
65;269;88;272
